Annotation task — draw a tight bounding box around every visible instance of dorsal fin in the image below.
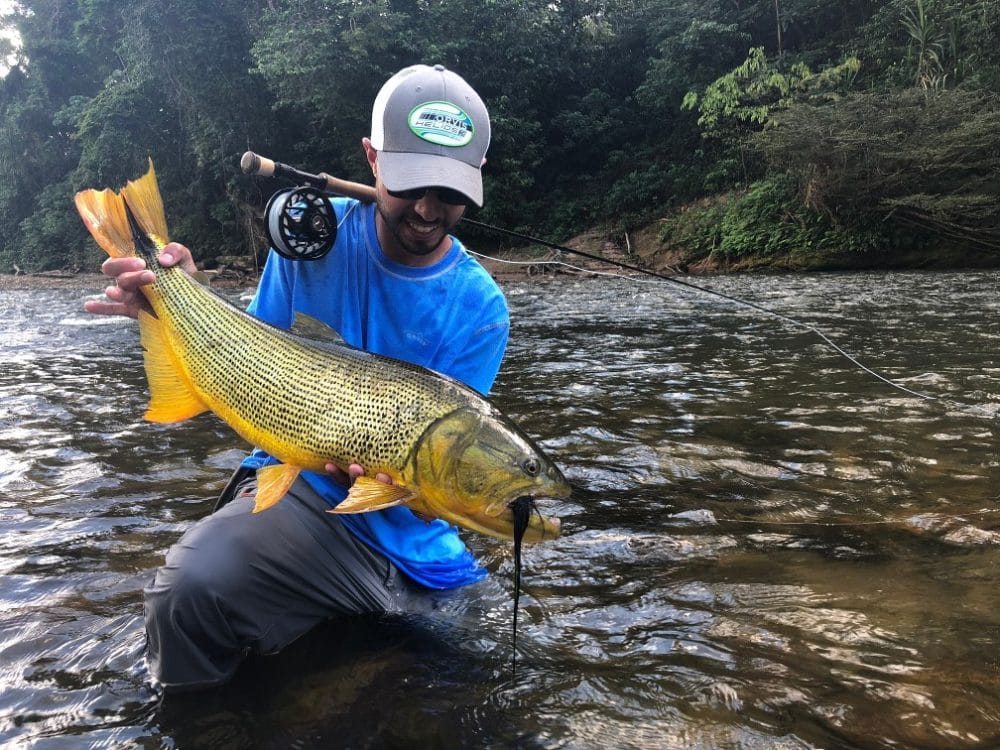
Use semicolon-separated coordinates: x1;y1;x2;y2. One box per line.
290;312;347;345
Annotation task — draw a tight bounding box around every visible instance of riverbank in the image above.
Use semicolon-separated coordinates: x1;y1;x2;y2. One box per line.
0;271;110;291
0;247;580;292
0;263;539;291
5;226;999;291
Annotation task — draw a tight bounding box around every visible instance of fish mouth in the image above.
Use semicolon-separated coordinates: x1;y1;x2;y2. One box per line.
442;492;561;542
413;482;564;542
503;495;561;542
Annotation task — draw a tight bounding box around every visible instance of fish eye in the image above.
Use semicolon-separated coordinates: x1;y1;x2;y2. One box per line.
521;457;540;477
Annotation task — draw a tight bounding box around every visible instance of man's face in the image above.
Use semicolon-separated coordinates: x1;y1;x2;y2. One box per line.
374;186;467;260
363;138;470;264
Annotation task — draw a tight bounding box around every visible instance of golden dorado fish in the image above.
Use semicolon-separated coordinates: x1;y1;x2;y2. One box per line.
74;161;567;541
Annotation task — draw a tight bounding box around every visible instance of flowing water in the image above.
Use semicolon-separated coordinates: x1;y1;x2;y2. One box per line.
1;270;998;749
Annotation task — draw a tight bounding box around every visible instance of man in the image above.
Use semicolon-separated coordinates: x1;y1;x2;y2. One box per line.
84;64;509;691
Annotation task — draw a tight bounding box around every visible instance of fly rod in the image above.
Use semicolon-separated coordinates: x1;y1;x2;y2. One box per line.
239;150;994;415
239;151;759;288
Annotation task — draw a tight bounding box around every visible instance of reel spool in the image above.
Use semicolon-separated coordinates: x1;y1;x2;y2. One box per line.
264;186;336;261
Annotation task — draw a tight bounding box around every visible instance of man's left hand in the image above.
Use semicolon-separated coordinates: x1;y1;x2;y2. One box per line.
324;462;392;486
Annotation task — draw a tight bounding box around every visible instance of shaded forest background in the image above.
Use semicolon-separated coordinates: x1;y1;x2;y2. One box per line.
1;0;998;274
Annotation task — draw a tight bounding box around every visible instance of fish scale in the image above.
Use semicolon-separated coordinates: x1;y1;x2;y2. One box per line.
147;265;464;472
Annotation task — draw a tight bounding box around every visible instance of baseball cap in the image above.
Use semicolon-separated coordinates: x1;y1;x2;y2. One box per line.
370;64;491;208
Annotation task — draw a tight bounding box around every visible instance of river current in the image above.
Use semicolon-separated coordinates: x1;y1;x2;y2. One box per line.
1;270;998;748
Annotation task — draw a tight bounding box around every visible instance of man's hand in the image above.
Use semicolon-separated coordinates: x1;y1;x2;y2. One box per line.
83;242;199;319
324;462;392;486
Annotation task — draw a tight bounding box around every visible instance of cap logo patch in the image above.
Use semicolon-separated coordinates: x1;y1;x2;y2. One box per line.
408;101;474;147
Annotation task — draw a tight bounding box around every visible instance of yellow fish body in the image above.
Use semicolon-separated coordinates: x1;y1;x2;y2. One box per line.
74;162;566;541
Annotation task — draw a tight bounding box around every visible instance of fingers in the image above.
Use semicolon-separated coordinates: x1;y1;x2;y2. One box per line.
324;462;392;485
367;469;394;485
161;242;199;274
324;463;351;485
83;297;137;318
82;258;148;319
102;257;152;287
324;462;420;518
97;243;195;280
348;463;391;484
85;243;199;320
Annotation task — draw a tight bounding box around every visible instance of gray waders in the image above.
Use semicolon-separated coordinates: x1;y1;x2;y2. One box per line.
143;470;428;691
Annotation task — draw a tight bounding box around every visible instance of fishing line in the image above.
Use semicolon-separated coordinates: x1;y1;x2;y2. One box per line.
462;218;999;417
466;250;648;281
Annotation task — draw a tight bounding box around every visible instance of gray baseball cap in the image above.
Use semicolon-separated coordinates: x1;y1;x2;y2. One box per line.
370;64;491;207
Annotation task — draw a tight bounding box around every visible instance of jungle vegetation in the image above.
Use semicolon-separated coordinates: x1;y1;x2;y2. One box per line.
1;0;998;273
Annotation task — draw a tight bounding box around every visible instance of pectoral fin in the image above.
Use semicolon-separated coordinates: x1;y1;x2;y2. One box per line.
138;309;209;423
332;476;416;514
253;463;301;512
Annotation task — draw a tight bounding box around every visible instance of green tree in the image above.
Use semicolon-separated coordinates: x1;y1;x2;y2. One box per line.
901;0;945;88
855;0;1000;90
65;0;279;263
0;0;997;273
682;46;861;140
753;89;1000;252
0;0;101;271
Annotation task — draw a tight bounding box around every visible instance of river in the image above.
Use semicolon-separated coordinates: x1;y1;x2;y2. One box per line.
1;270;998;748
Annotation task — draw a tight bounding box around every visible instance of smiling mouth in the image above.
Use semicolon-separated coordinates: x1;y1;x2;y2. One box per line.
399;220;445;253
405;217;442;235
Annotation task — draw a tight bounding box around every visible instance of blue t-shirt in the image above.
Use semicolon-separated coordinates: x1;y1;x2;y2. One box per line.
240;198;509;589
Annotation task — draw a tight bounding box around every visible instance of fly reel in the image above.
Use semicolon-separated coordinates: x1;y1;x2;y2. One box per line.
264;186;336;261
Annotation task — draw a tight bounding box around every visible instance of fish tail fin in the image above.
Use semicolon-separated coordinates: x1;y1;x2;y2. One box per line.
74;159;169;258
74;187;136;259
121;158;170;247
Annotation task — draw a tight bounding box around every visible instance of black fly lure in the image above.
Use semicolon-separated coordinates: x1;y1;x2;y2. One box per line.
509;495;537;677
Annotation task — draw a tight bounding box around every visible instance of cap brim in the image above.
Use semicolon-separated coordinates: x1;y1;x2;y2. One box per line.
378;151;483;207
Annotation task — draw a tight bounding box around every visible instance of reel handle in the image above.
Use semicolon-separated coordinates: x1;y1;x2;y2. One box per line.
241;151;376;203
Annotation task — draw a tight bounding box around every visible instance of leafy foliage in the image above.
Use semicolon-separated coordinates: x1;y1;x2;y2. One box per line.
682;47;862;139
754;88;1000;252
659;175;881;265
0;0;998;272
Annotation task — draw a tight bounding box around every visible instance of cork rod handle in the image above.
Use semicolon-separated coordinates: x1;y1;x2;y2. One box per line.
240;151;377;203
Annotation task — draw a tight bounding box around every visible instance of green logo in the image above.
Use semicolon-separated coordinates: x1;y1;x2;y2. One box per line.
408;101;474;147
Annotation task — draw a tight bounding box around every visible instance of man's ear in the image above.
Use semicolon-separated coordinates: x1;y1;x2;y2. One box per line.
361;137;378;178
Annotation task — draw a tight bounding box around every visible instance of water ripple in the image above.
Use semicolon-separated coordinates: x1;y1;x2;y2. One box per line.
1;274;999;747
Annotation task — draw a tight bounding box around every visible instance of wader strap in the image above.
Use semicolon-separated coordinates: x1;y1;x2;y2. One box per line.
213;465;257;513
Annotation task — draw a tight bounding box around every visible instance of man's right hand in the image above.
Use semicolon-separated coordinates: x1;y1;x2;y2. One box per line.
83;242;198;319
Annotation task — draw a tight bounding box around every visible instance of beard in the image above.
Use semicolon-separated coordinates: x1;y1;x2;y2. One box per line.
375;195;463;258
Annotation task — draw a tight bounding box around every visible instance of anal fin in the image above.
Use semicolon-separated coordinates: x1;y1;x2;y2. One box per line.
138;309;209;423
253;463;302;512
